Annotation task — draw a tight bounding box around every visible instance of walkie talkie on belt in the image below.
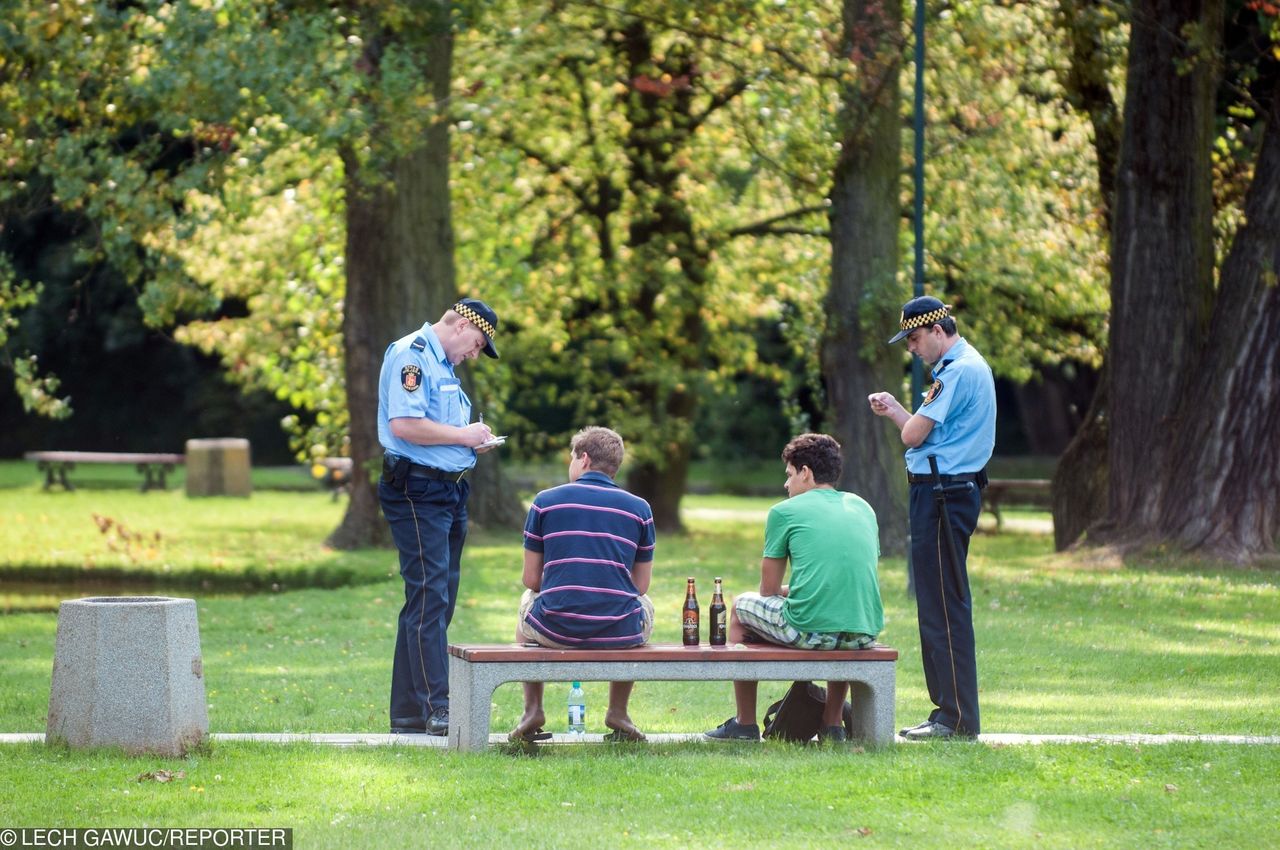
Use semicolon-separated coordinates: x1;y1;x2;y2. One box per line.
382;455;410;487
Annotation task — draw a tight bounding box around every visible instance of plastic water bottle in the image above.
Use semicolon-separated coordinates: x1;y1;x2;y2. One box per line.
567;682;586;734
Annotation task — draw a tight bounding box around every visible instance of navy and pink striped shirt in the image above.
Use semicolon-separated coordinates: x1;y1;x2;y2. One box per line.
522;470;657;647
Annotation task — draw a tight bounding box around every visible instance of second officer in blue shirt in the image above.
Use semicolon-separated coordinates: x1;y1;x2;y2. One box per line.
379;298;500;736
868;296;996;740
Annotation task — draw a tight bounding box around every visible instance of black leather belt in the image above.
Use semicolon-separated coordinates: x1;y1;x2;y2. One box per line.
907;471;980;485
408;463;468;483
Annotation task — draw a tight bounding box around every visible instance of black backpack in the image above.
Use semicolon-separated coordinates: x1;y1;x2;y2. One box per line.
762;680;854;742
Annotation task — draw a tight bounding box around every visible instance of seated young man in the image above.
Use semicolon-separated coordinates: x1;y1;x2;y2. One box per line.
705;433;884;743
510;426;656;742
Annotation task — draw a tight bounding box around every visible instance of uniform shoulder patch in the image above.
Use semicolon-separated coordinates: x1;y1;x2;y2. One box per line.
401;364;422;392
923;378;944;406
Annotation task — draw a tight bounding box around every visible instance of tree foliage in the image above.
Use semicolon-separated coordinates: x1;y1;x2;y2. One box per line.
2;0;1123;545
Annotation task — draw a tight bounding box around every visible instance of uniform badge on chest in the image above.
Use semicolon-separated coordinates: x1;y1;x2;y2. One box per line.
401;364;422;392
923;378;944;406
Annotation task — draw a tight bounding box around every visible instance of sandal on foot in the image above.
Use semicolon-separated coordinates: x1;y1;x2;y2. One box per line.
509;727;553;743
603;728;646;743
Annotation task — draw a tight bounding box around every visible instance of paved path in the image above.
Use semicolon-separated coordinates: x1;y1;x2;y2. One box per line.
4;732;1277;747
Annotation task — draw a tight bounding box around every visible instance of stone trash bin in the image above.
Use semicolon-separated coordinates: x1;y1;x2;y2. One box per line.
47;596;208;756
185;437;252;497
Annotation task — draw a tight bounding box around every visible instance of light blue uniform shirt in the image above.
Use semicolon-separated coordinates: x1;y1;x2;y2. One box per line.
905;337;996;475
377;323;476;472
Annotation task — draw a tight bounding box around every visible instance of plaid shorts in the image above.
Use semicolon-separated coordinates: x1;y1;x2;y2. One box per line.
734;592;876;650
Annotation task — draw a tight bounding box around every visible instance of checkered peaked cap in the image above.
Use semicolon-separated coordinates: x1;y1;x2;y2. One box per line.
453;298;500;358
888;296;951;344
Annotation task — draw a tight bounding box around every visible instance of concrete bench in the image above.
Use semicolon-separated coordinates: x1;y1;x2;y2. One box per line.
982;478;1051;529
447;642;898;751
24;451;185;492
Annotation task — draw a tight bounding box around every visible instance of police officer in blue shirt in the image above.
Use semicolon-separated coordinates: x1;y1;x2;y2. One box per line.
379;298;500;736
868;296;995;740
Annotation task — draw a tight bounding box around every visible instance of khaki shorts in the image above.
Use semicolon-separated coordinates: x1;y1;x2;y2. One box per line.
518;588;654;649
734;592;875;650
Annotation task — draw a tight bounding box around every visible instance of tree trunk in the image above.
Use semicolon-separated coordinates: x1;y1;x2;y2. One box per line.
626;447;691;533
821;0;907;555
614;20;710;532
1052;369;1108;550
1048;0;1124;544
1056;0;1123;232
329;16;520;548
1097;0;1221;539
1154;80;1280;560
329;148;434;550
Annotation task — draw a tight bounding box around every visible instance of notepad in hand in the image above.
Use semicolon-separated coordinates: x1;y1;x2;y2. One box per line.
478;435;507;449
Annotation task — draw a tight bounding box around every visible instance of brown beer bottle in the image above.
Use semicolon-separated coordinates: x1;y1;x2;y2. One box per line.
682;577;700;646
710;577;727;646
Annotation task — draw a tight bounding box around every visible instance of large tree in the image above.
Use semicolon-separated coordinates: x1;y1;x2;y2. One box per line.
1054;0;1280;561
0;2;521;546
821;0;908;553
330;3;523;547
454;2;834;530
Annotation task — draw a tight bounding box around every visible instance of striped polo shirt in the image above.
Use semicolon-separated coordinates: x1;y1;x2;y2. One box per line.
522;470;656;647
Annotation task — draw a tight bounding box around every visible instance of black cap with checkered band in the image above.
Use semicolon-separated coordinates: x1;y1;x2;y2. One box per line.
888;296;951;344
453;298;500;359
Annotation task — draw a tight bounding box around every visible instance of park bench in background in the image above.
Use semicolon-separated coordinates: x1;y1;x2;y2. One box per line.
982;478;1052;530
24;450;185;492
447;642;898;751
316;457;353;500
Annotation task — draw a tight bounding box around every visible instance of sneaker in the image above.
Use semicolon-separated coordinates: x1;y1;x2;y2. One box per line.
899;719;933;737
818;725;847;743
704;717;761;741
900;720;960;740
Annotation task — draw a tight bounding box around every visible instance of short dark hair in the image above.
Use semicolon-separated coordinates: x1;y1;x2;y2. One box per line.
936;317;957;335
781;433;843;485
571;426;625;477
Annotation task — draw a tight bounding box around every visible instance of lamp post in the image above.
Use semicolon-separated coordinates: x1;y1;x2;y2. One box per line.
907;0;927;595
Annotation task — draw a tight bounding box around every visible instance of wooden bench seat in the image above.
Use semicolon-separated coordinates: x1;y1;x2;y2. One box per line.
982;478;1051;529
24;451;185;492
447;642;898;751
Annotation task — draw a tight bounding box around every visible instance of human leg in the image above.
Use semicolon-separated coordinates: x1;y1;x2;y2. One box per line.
906;483;981;736
509;682;548;741
509;590;549;740
443;480;469;628
605;681;645;740
822;681;849;728
706;596;769;740
381;479;465;728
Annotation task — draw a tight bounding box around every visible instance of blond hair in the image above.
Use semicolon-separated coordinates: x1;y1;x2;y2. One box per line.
571;427;625;477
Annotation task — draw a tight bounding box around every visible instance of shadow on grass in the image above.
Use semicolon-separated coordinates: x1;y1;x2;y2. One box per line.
0;559;392;612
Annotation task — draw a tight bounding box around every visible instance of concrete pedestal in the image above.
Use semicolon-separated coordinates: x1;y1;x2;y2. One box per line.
47;596;208;756
185;438;251;497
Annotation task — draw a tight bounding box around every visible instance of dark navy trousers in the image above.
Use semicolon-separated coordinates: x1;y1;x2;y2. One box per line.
908;481;981;735
381;476;469;728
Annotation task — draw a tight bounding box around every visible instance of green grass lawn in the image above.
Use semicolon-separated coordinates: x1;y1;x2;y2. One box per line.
1;466;1277;846
2;741;1274;849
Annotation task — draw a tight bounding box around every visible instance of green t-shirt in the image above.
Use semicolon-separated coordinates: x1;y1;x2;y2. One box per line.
762;488;884;636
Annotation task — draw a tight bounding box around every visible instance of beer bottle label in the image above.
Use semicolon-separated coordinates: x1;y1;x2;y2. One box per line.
683;613;699;644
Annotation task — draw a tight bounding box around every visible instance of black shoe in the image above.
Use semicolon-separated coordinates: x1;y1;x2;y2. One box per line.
818;725;847;743
425;708;449;736
900;720;958;740
704;717;760;741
